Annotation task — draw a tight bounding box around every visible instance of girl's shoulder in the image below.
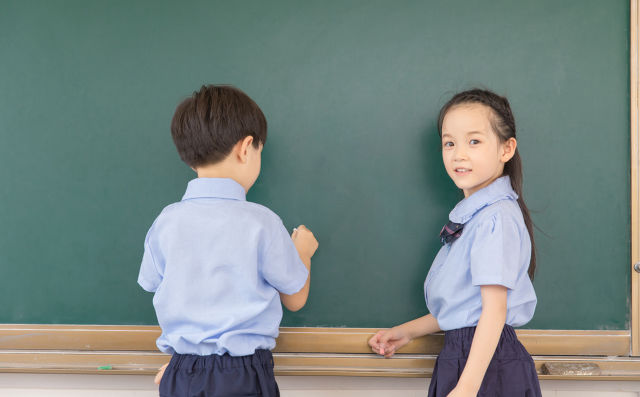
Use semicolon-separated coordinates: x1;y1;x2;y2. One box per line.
467;198;525;230
461;199;531;248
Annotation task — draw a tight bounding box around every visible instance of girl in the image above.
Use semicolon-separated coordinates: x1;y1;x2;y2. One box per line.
369;89;541;397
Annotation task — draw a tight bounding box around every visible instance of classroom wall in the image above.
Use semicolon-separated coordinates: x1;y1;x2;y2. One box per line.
0;375;639;397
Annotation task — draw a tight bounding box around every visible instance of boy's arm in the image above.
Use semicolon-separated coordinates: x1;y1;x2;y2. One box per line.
449;285;507;396
280;225;317;312
279;255;310;312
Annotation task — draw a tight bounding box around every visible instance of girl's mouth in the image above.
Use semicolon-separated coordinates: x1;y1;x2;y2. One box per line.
455;168;471;174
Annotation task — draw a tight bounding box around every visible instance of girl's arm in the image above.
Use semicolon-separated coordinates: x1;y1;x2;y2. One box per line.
368;314;441;357
449;285;507;396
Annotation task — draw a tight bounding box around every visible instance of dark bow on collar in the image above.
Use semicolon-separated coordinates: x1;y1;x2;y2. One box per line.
440;221;464;245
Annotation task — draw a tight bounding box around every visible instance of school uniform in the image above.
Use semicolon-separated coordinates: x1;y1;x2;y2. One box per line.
424;176;541;397
138;178;309;397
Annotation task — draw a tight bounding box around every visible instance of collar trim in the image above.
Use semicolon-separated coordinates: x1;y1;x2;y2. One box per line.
449;176;518;224
182;178;247;201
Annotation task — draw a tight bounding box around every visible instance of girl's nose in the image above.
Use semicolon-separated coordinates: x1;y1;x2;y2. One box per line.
453;148;468;161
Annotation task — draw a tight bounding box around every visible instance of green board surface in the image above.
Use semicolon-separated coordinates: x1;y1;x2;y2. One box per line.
0;1;630;329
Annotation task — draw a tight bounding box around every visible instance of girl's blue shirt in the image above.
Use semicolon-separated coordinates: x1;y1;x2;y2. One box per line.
424;176;537;331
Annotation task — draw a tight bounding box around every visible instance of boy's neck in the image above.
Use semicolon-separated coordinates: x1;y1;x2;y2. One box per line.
194;161;249;192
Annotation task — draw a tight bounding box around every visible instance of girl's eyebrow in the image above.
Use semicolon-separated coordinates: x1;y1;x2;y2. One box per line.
442;130;487;139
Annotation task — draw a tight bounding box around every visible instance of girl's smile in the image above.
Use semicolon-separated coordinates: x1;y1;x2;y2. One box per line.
454;167;472;175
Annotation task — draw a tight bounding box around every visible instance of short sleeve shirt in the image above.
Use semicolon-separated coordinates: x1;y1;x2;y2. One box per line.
138;178;309;356
424;176;537;331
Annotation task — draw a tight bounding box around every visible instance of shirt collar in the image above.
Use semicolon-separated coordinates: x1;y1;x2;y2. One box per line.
449;176;518;224
182;178;247;201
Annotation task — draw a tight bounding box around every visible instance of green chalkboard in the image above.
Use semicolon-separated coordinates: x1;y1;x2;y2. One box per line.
0;0;629;330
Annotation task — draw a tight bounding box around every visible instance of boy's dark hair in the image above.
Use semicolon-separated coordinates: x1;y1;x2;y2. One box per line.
437;88;537;281
171;85;267;167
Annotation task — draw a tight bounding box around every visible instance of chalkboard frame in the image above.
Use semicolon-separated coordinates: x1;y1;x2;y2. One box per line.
0;0;638;377
631;0;640;357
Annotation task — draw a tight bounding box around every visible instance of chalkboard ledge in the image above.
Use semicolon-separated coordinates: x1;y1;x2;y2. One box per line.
0;325;637;379
2;351;640;380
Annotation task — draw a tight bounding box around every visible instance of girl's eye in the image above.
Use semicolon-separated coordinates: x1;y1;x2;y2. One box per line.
443;141;454;148
469;139;480;145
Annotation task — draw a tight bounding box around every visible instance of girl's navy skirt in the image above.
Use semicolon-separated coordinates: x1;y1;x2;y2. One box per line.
159;349;279;397
428;325;541;397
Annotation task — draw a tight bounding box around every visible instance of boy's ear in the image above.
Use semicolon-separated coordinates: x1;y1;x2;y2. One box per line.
500;137;517;163
236;136;254;163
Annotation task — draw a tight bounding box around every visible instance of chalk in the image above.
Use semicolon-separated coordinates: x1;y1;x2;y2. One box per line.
97;365;113;370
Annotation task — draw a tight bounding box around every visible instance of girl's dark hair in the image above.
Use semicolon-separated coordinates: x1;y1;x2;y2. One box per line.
437;89;537;280
171;85;267;167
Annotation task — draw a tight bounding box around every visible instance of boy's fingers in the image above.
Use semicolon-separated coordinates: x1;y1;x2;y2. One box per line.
294;226;318;243
297;225;314;234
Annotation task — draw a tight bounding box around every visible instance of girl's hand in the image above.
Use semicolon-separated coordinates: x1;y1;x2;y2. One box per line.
154;363;169;385
368;327;411;358
446;384;478;397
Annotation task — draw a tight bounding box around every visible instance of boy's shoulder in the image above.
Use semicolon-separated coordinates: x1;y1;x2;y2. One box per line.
241;201;286;225
155;199;284;227
156;201;183;217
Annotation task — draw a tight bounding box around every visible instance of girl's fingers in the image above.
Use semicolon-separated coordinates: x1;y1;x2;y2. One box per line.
379;330;396;345
383;343;396;358
368;332;383;348
369;331;389;355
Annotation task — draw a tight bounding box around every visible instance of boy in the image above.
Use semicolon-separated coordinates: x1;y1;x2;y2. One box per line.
138;85;318;397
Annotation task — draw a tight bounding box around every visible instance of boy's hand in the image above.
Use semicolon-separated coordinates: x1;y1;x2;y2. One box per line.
368;327;411;358
154;362;168;385
291;225;318;260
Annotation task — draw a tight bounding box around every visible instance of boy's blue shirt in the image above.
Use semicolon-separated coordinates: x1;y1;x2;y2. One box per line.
424;176;537;331
138;177;308;356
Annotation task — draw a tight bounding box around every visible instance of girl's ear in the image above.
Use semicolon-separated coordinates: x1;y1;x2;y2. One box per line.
500;137;517;163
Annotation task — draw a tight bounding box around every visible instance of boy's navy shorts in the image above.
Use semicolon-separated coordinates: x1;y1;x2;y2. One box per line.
159;349;279;397
428;325;542;397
